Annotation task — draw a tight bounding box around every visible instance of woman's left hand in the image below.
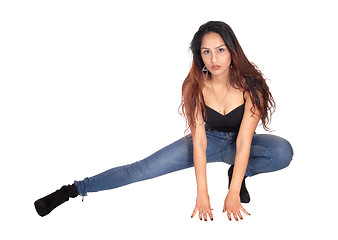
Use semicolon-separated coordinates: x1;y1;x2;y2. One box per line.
223;190;250;221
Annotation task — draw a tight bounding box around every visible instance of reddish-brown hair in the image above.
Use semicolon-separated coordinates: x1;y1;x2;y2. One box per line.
179;21;275;138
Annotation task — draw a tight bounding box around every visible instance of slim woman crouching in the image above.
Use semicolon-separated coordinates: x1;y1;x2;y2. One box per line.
34;21;293;221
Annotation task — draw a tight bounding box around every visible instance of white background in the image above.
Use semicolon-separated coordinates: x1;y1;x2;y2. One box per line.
1;0;337;239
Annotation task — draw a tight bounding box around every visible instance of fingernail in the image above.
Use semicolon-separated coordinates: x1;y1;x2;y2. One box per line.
211;218;214;221
204;219;207;221
200;218;202;220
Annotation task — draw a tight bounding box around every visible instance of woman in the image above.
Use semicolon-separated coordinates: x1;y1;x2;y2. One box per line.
34;21;293;221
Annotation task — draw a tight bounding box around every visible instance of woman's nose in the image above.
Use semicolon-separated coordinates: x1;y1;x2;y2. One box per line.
211;53;217;63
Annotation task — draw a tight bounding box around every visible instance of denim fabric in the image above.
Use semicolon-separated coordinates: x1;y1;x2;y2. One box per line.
74;125;293;196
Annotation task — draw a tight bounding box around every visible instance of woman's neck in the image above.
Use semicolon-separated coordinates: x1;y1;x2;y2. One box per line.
210;73;230;88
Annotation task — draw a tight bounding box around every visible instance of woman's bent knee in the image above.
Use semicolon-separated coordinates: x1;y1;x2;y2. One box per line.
249;134;294;175
274;137;294;170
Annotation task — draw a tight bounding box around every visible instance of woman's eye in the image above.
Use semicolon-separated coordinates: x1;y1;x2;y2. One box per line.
203;50;210;54
218;48;225;52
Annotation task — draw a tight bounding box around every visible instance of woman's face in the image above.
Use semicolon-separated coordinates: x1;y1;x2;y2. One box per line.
200;32;232;79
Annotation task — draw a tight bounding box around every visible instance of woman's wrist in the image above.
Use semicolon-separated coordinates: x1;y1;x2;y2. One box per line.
197;189;209;195
228;187;240;195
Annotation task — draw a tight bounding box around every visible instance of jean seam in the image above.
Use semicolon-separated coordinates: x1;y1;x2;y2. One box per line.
220;142;236;163
246;141;274;176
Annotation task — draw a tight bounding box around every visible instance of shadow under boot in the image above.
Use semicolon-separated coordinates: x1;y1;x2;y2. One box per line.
34;184;79;217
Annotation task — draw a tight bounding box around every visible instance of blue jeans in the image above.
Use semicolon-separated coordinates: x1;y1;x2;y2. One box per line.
74;125;293;196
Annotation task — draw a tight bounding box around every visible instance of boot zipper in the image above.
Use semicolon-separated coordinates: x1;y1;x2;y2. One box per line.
81;194;87;202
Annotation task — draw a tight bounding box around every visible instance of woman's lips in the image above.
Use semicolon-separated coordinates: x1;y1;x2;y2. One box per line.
211;65;221;70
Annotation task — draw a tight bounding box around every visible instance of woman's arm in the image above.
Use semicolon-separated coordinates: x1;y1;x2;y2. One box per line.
192;110;208;193
188;103;213;221
230;91;260;193
224;90;260;221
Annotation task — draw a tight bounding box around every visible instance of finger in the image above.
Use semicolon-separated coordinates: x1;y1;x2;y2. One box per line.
191;207;198;218
238;211;243;220
240;206;251;216
199;211;203;221
208;211;214;221
203;212;208;221
233;211;239;221
227;211;232;221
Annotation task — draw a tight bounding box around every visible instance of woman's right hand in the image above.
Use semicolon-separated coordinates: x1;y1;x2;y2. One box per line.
191;191;213;221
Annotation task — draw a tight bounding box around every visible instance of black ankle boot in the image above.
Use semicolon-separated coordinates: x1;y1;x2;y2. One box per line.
34;184;79;217
228;165;250;203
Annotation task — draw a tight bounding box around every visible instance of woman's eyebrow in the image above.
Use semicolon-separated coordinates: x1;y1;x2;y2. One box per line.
215;44;226;49
201;44;226;50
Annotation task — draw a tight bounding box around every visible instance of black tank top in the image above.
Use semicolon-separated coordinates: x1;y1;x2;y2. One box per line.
202;91;245;132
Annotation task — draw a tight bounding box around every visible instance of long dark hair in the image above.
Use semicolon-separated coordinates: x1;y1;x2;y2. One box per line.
179;21;275;137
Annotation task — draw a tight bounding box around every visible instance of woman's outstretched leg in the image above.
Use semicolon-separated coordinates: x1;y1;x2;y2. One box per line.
34;135;197;216
74;135;195;196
